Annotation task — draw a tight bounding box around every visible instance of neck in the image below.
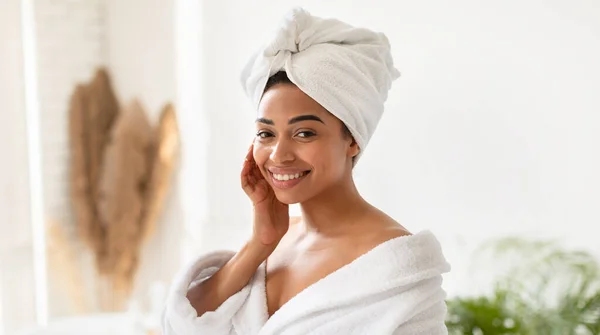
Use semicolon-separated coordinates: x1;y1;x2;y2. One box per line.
298;173;369;237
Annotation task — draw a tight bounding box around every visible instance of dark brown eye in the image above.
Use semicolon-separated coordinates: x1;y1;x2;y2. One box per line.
296;131;316;138
256;131;273;138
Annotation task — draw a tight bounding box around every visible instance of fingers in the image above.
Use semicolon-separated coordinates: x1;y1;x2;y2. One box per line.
247;166;256;185
244;141;265;182
242;142;257;193
253;160;264;180
247;160;262;190
241;162;252;191
245;143;254;163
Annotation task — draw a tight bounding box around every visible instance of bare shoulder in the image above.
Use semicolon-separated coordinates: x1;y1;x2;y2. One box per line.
357;209;412;251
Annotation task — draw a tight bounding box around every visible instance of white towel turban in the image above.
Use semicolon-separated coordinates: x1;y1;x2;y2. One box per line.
241;7;400;163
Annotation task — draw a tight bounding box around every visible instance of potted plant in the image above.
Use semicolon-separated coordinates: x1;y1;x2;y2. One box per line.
446;238;600;334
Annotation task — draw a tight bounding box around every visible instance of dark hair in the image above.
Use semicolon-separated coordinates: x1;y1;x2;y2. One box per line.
264;71;292;92
264;71;353;140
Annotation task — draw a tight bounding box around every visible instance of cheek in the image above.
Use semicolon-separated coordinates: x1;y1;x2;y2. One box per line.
253;144;269;168
314;142;348;175
295;144;321;164
300;143;339;171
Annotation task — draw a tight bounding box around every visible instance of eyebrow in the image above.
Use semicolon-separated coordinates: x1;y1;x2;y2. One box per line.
255;114;325;125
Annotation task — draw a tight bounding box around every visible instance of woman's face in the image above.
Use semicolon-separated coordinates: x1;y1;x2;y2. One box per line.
253;84;359;204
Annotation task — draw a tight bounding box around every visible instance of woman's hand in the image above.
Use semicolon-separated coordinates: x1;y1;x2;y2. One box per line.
187;143;288;317
241;143;289;250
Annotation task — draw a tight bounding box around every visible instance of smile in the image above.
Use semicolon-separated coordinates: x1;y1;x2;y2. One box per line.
269;170;311;189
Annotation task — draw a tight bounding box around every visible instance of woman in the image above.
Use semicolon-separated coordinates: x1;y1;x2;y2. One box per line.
163;8;450;335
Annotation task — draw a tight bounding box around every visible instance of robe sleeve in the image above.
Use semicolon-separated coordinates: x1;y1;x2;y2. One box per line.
161;251;252;335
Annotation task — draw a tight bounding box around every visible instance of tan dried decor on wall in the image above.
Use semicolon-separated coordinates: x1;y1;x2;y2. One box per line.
141;103;179;242
69;68;119;262
66;68;179;311
97;99;155;306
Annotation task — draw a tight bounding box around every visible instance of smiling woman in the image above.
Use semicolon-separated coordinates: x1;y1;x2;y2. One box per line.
253;72;358;205
163;7;450;335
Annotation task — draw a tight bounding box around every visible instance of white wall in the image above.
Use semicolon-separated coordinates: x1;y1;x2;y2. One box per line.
194;0;600;297
0;0;37;333
106;0;176;116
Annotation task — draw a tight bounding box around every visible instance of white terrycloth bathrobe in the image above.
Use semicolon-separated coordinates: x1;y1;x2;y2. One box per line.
162;231;451;334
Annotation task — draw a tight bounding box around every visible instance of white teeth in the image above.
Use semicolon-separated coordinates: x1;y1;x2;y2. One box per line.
273;171;306;181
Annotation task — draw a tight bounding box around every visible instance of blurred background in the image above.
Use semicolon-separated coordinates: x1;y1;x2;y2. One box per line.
1;0;599;334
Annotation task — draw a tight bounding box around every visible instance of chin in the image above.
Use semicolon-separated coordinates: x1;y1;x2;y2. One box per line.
273;189;312;205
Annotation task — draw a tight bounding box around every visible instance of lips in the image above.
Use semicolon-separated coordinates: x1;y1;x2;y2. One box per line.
267;170;311;190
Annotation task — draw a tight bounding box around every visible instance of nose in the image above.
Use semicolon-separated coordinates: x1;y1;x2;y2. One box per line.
269;138;295;165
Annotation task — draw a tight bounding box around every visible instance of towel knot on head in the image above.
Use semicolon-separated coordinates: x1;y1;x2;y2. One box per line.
241;7;400;163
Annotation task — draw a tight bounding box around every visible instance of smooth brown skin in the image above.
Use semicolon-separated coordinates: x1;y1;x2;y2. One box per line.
187;83;410;318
